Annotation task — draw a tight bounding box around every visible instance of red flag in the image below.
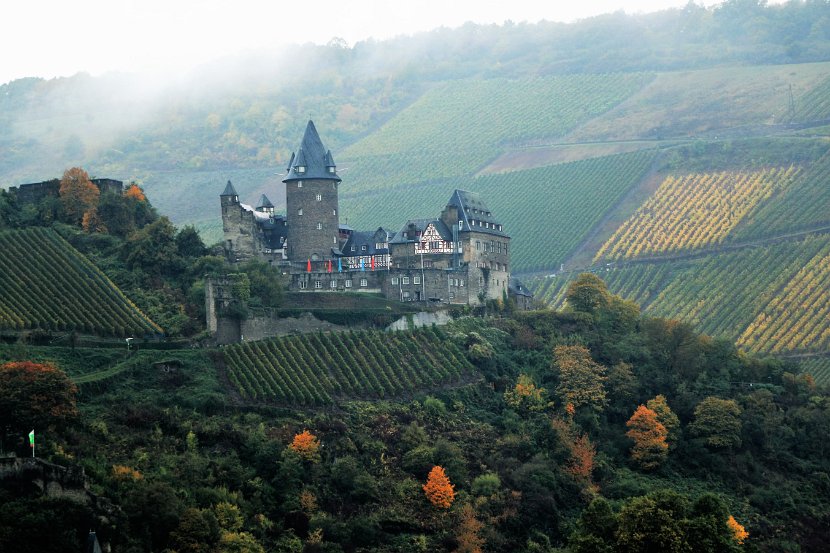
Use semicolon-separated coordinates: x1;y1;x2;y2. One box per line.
307;259;311;272
371;256;375;271
327;260;332;273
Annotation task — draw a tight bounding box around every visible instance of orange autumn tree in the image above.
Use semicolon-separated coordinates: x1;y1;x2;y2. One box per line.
423;465;455;509
59;167;99;225
625;405;668;470
454;503;484;553
124;182;147;202
551;417;596;481
727;515;749;544
289;429;320;462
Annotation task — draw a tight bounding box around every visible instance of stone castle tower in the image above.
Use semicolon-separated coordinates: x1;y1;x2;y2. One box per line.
220;180;256;262
283;121;341;262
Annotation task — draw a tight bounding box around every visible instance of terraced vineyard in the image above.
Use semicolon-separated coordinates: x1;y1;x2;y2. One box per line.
343;150;656;273
0;228;162;336
797;356;830;386
223;327;476;404
734;149;830;240
737;239;830;353
530;234;830;354
595;166;799;261
340;73;653;194
793;74;830;123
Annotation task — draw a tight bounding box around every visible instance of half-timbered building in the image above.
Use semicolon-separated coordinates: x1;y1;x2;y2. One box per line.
220;120;529;306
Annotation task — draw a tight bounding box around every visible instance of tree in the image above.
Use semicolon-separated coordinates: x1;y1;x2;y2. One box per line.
454;503;484;552
504;373;549;413
59;167;99;225
553;345;607;411
646;395;681;448
0;361;78;451
176;225;207;258
727;515;748;544
124;182;147;202
626;405;668;470
423;465;455;509
566;273;612;314
289;429;320;462
124;216;181;277
615;491;688;553
689;397;743;449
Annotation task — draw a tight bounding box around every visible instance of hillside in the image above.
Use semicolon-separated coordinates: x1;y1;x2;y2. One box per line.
0;227;161;336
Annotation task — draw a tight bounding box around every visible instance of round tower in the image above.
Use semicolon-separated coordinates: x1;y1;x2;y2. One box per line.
283;120;341;262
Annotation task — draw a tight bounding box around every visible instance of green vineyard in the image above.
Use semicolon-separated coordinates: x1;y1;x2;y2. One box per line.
222;327;477;404
796;356;830;386
0;228;162;336
793;74;830;123
529;234;830;355
342;150;656;273
339;73;653;195
734;148;830;240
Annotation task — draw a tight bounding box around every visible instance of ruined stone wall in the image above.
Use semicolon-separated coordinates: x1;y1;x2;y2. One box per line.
221;200;257;262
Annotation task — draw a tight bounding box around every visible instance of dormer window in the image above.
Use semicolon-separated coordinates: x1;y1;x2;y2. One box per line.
458;220;463;230
297;166;306;174
328;166;336;173
361;245;367;251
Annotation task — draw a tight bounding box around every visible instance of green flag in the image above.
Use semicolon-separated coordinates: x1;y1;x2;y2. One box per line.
28;430;34;448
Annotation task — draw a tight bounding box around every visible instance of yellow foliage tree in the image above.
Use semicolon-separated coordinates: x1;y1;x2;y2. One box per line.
289;429;320;462
727;515;749;544
59;167;99;225
423;465;455;509
454;503;484;553
504;373;549;412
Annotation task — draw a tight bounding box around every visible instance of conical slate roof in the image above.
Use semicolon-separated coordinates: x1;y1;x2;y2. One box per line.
256;194;274;209
221;180;238;196
283;121;341;183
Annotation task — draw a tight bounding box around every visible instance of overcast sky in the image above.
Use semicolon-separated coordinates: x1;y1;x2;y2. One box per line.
3;0;730;85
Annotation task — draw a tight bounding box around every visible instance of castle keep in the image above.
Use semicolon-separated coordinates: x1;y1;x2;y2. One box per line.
221;121;527;306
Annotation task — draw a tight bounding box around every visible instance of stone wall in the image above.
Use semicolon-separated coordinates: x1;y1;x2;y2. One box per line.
386;310;452;331
241;312;346;341
221;198;257;262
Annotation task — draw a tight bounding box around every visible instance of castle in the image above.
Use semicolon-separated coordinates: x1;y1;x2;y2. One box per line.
221;120;531;307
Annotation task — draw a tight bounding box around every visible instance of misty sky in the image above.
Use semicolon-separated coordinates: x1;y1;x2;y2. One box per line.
4;0;735;85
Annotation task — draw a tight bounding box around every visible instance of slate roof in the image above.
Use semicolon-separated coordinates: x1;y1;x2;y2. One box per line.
389;218;453;244
509;277;533;298
342;227;391;256
283;120;341;183
221;180;238;196
447;189;508;237
256;194;274;210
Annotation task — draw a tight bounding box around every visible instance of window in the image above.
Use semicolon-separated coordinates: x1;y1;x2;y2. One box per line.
317;223;322;230
460;279;464;287
333;209;336;215
403;291;410;299
328;166;336;173
330;280;337;288
297;166;306;173
498;242;502;253
360;278;368;287
297;181;303;188
361;245;367;251
414;275;421;285
315;280;322;289
402;276;410;285
298;208;303;216
470;219;475;227
391;277;399;285
351;245;356;252
299;280;307;289
458;220;463;230
316;194;322;201
476;241;481;251
345;279;352;288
